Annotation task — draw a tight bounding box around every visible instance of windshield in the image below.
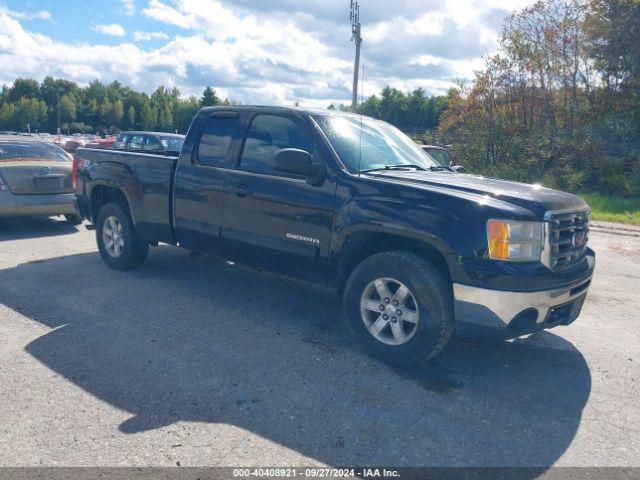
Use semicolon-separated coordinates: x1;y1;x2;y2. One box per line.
0;142;70;162
160;136;184;151
312;114;438;172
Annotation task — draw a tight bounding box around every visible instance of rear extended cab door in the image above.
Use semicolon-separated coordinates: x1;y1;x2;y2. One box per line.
172;110;244;254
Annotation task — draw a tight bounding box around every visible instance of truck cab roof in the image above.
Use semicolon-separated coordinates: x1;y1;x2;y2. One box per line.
118;131;185;138
200;105;365;119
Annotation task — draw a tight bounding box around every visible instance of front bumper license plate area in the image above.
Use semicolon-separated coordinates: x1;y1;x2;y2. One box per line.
452;277;591;338
545;293;586;327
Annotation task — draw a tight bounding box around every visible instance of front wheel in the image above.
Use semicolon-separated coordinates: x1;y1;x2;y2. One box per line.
96;202;149;270
343;251;454;366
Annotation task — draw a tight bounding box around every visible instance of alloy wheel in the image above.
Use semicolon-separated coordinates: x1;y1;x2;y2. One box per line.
360;277;420;345
102;216;124;258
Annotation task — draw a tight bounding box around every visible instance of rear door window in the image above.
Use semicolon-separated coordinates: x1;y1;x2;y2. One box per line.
129;135;145;150
144;135;162;151
196;114;240;168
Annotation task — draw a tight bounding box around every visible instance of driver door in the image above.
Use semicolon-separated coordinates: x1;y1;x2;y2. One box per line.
221;112;336;284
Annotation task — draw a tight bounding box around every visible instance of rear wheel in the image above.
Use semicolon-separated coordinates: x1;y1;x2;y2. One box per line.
343;251;454;366
96;202;149;270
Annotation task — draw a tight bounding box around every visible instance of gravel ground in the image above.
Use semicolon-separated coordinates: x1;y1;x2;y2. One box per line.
0;216;638;468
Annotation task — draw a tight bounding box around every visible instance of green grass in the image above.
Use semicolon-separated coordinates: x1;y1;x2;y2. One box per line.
578;193;640;225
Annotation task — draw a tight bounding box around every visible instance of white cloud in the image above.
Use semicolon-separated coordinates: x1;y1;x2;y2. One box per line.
91;23;127;37
0;0;538;107
133;30;169;41
142;0;240;35
1;15;139;84
33;10;52;20
120;0;136;16
0;5;51;21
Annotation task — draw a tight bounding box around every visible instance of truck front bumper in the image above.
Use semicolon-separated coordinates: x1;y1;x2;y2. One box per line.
453;275;593;339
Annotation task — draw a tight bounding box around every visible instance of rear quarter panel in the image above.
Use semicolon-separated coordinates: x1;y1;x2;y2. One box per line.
76;148;177;243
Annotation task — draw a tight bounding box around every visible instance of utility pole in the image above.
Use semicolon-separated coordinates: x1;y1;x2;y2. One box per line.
56;89;61;141
350;0;362;112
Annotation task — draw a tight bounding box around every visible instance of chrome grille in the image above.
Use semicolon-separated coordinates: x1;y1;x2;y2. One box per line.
545;210;590;269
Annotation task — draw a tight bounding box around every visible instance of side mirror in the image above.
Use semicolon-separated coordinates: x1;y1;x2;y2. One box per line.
272;148;322;178
451;165;466;173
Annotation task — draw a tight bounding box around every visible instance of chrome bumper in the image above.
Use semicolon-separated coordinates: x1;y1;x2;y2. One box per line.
453;276;592;335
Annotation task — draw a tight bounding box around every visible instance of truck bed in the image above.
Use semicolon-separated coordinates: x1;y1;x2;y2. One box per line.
75;147;179;244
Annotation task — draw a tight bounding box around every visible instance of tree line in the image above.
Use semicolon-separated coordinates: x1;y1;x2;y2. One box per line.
438;0;640;197
330;87;451;136
0;74;451;140
1;0;636;197
0;78;230;134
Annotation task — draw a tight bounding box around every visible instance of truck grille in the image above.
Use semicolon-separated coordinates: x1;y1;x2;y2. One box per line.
546;210;590;269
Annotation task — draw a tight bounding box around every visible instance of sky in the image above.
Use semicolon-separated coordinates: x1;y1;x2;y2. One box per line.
0;0;534;107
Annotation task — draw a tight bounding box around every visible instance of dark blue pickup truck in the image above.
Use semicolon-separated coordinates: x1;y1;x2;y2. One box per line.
74;106;595;365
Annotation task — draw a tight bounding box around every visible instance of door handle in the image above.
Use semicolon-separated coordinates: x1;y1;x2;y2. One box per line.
235;183;250;197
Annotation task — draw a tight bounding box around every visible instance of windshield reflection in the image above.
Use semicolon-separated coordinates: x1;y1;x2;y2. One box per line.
313;114;438;172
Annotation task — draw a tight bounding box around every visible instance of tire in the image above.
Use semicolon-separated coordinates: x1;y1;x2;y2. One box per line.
96;202;149;270
64;213;83;225
343;251;454;366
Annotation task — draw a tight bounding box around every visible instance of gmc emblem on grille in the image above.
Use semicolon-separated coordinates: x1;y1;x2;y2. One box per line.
572;231;587;248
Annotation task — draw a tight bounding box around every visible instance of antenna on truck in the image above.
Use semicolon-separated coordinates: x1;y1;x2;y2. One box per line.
358;64;364;176
350;0;362;113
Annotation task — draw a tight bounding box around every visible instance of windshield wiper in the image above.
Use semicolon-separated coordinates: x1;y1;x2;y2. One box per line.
360;163;427;173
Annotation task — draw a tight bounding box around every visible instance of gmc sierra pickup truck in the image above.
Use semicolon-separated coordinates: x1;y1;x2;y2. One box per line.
74;106;595;365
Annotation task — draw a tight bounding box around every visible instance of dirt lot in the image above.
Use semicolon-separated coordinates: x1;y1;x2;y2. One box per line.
0;217;638;468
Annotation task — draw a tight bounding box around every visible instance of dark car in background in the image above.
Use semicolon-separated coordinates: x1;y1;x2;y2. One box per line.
112;131;185;154
0;135;81;224
421;144;456;167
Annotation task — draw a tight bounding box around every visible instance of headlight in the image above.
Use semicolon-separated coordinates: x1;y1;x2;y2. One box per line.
487;220;544;262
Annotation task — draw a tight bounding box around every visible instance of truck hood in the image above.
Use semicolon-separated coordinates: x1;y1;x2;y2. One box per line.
368;170;589;218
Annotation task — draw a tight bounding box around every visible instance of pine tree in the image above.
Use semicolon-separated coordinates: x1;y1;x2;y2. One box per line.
200;87;220;107
140;102;157;130
127;105;136;129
